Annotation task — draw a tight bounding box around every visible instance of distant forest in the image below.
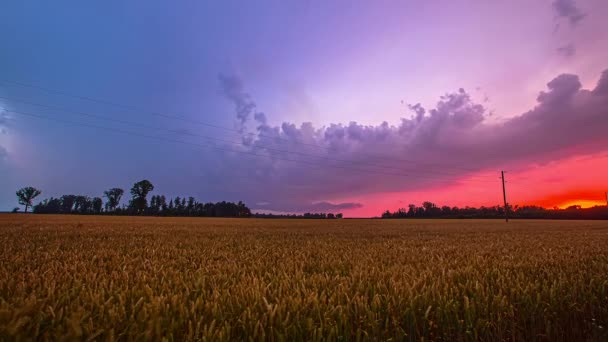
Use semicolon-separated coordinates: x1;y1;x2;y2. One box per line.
381;202;608;220
13;183;608;219
14;181;252;218
14;182;345;218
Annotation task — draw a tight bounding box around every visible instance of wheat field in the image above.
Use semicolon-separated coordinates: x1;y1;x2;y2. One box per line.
0;214;607;341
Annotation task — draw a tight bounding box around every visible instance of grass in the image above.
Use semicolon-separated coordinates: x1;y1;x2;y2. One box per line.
0;214;607;340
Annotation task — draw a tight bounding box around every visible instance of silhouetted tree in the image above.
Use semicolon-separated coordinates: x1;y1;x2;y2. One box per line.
381;202;608;220
408;204;416;216
24;179;253;218
33;197;61;214
174;196;182;215
422;201;441;216
149;195;161;214
74;196;92;214
61;195;77;213
104;188;124;212
16;186;41;213
237;201;251;217
92;197;103;213
441;206;452;215
159;195;167;212
187;197;195;215
168;199;174;212
130;180;154;213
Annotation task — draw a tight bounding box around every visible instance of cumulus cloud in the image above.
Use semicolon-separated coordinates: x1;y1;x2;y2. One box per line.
556;43;576;57
552;0;586;26
214;69;608;213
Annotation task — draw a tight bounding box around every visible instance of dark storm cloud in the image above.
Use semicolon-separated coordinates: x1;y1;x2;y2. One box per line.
215;69;608;213
552;0;586;25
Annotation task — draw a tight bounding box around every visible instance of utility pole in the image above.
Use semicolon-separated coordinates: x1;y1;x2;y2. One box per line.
605;192;608;207
501;171;509;223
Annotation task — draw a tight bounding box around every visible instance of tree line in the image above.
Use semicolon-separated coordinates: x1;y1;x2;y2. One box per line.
381;202;608;220
14;180;252;217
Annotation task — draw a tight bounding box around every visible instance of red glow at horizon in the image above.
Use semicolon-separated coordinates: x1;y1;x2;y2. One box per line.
337;153;608;217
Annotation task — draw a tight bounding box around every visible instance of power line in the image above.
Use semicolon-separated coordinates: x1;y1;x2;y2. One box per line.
10;108;497;184
8;109;499;184
0;95;497;180
0;78;490;174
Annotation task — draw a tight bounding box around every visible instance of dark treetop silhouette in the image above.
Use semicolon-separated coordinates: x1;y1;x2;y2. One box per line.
17;182;608;219
103;188;124;212
381;202;608;220
15;187;42;213
26;180;252;218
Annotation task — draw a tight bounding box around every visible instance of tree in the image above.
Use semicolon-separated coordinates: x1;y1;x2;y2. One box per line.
159;195;167;212
130;180;154;213
187;197;195;215
16;187;42;213
174;196;182;215
92;197;103;214
74;196;91;214
407;204;416;216
237;201;251;217
104;188;124;212
168;199;174;211
60;195;77;213
33;197;61;214
149;195;161;214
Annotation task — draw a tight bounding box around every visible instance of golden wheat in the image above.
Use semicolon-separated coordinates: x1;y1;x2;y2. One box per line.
0;215;607;341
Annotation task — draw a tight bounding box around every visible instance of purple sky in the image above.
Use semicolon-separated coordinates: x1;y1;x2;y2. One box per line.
1;0;607;215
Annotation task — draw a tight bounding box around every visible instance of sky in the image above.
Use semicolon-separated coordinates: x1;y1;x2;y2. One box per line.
1;0;607;216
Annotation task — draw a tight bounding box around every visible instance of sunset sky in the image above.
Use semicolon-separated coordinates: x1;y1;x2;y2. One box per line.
1;0;607;216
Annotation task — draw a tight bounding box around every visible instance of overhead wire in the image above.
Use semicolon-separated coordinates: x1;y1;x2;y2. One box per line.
0;78;493;174
7;108;499;184
0;94;497;180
